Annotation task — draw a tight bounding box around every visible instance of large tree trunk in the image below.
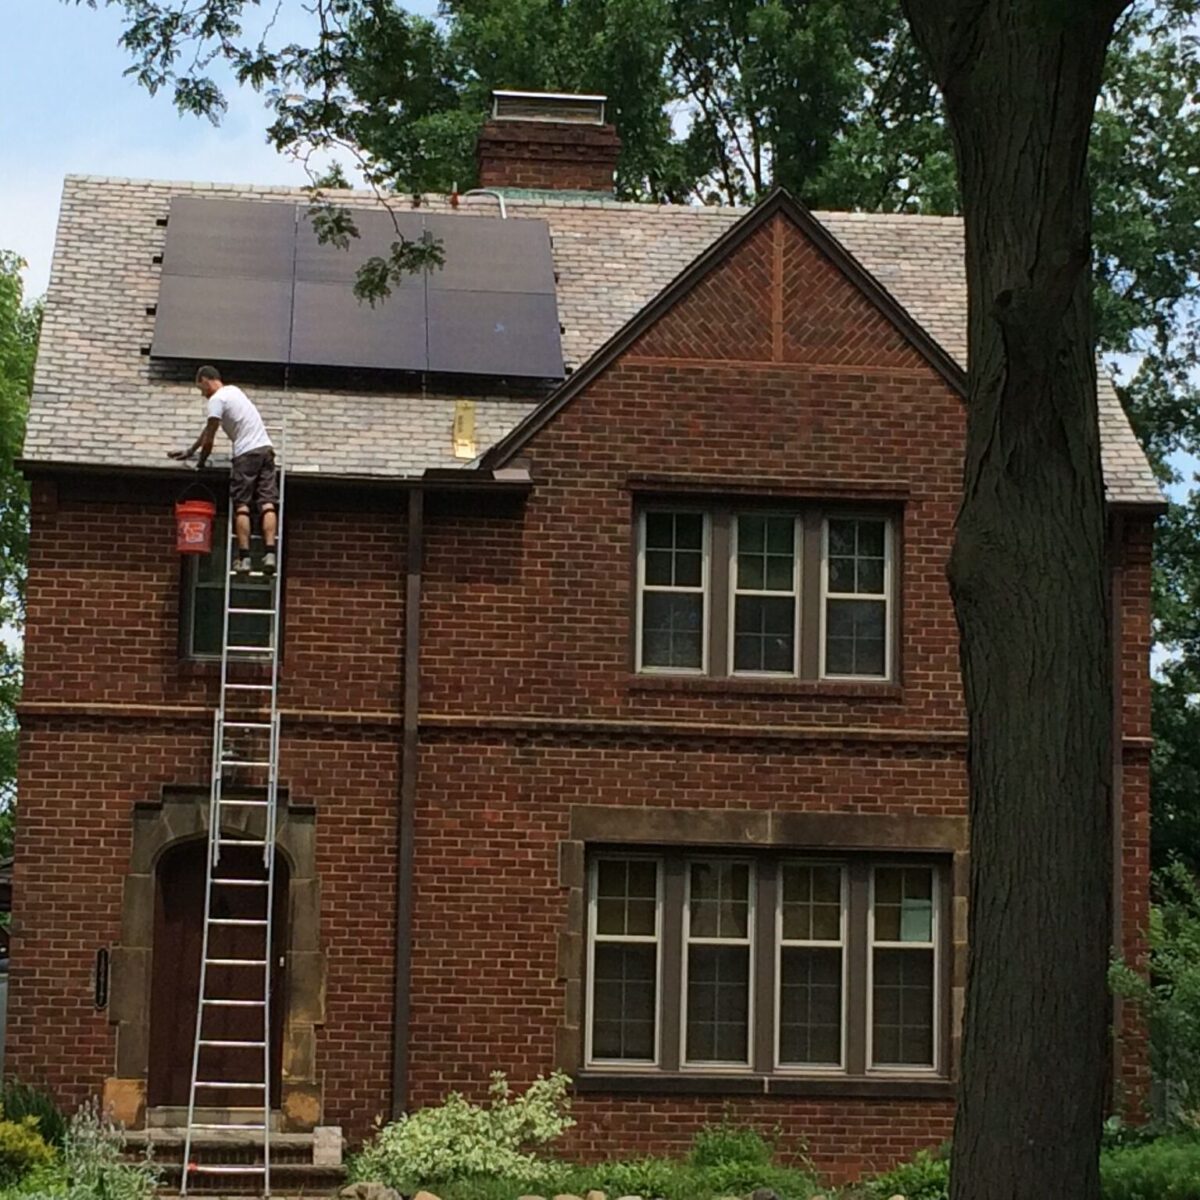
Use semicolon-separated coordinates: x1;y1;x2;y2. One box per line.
896;4;1131;1198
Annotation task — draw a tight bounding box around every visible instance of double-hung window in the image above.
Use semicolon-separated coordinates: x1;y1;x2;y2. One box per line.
182;517;273;658
585;852;944;1079
638;511;708;672
635;504;895;681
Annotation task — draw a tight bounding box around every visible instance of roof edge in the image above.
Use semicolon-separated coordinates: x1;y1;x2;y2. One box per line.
480;188;968;469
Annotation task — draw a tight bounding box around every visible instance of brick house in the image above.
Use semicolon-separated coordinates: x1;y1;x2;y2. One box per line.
9;93;1161;1182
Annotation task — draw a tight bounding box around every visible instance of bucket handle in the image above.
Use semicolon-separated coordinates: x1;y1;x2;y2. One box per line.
176;480;219;506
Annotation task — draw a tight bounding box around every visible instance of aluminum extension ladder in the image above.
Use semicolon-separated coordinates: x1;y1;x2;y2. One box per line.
183;426;286;1197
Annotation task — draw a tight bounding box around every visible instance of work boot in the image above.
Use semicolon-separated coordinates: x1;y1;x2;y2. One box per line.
262;549;277;576
233;552;252;577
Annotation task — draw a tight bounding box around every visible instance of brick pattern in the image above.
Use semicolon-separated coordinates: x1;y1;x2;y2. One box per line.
9;198;1156;1179
476;120;621;192
780;220;925;369
631;222;775;361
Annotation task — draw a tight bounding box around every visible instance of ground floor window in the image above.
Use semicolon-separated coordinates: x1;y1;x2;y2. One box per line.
585;850;946;1077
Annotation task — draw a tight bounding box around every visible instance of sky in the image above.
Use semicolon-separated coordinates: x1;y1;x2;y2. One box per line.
0;0;440;298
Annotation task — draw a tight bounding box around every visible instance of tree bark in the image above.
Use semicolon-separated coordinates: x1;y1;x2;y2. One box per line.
895;3;1131;1198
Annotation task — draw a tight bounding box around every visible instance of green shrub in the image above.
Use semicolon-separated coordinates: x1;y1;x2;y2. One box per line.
57;1101;158;1200
0;1115;55;1188
867;1146;950;1200
584;1157;681;1199
689;1120;776;1169
1110;861;1200;1122
1101;1133;1200;1200
0;1087;66;1151
349;1072;574;1192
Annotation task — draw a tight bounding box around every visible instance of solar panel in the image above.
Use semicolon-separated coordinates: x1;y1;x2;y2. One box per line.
427;290;564;378
152;275;294;363
424;215;557;294
152;199;565;379
161;197;295;280
291;280;427;371
294;208;425;283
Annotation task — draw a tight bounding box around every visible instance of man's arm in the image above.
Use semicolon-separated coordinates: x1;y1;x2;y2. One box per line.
168;417;220;465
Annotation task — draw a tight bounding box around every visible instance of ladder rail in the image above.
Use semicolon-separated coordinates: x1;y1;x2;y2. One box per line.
183;419;285;1200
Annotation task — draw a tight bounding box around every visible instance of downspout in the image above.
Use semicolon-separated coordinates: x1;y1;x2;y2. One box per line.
1110;511;1126;1107
393;487;424;1117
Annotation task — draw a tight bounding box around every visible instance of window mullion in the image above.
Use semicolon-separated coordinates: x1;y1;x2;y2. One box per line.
660;856;686;1072
709;509;731;677
800;508;823;679
846;860;870;1075
754;860;777;1073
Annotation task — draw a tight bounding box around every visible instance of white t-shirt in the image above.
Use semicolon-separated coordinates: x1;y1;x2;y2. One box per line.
206;384;272;459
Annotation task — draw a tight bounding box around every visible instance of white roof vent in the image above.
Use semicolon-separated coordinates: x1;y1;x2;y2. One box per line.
492;90;607;125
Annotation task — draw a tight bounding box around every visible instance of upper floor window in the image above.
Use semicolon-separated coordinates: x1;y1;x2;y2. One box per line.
182;517;273;659
636;505;895;680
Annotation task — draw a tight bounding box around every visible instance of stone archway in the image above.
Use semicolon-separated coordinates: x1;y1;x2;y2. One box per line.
106;786;324;1131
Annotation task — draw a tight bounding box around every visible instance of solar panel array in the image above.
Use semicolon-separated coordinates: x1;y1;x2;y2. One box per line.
151;198;565;381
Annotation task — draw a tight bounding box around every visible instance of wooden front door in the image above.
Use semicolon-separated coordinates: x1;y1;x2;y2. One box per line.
148;840;289;1109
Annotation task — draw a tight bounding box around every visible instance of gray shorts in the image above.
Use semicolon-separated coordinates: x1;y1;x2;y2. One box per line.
230;446;278;512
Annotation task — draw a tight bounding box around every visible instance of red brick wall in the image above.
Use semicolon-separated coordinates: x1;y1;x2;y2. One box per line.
9;206;1154;1183
476;120;621;192
1115;516;1155;1114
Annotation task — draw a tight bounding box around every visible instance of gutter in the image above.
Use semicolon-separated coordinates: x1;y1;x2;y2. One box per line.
16;459;533;495
393;487;424;1117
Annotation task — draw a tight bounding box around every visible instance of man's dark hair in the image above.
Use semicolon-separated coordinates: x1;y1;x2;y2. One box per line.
195;364;222;384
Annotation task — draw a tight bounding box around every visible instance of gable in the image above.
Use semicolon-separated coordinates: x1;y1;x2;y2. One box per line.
628;213;929;372
482;190;965;468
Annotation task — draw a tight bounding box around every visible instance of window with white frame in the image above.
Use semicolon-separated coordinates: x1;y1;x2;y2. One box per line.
778;863;845;1067
638;511;708;671
870;865;937;1068
685;859;753;1064
732;514;799;674
634;504;895;681
588;858;661;1064
585;851;943;1078
823;517;890;678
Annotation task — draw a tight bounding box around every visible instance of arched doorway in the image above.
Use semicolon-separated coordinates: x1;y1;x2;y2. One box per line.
148;839;290;1110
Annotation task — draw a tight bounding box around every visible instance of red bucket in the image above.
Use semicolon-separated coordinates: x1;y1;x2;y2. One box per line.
175;499;216;554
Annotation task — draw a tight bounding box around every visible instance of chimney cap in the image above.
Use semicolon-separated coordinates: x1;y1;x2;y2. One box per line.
491;90;608;125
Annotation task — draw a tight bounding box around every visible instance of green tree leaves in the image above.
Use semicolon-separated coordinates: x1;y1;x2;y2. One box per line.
0;254;38;858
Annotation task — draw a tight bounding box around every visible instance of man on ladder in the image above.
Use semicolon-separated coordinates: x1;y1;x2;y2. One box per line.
170;365;279;576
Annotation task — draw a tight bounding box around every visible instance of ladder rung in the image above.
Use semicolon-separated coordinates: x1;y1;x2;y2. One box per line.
231;572;272;579
212;878;268;887
227;645;273;653
217;838;269;847
225;683;273;690
194;1081;266;1089
205;958;268;966
218;798;270;807
199;1039;267;1048
223;721;272;729
209;918;269;927
228;608;276;616
220;760;272;767
203;998;267;1007
188;1164;267;1174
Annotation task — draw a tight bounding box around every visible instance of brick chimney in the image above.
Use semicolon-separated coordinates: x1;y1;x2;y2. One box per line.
476;90;621;193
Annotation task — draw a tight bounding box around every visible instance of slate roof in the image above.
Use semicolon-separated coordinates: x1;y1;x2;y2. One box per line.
25;175;1162;504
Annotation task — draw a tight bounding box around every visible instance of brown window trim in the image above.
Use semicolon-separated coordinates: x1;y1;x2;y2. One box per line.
629;497;903;685
582;845;953;1088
